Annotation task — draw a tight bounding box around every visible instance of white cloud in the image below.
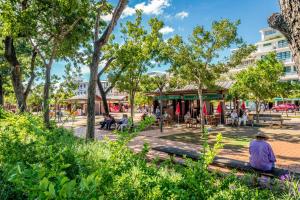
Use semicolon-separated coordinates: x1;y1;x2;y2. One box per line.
122;6;136;17
80;65;90;75
101;14;113;22
103;0;171;21
159;26;174;35
123;0;170;18
175;11;189;19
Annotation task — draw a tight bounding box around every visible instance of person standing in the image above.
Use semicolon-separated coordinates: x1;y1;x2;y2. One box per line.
249;132;276;172
155;107;161;119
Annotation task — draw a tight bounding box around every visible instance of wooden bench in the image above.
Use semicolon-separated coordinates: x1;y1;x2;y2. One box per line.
251;114;290;128
153;146;300;179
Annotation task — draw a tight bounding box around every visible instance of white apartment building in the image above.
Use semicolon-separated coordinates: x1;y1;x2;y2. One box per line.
229;27;299;82
76;80;126;97
67;80;127;115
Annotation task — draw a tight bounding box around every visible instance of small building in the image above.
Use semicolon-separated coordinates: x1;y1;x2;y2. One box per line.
66;94;128;116
148;81;234;124
67;79;128;115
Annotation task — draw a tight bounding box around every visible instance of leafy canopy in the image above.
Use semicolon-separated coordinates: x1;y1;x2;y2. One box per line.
167;19;255;88
230;52;284;102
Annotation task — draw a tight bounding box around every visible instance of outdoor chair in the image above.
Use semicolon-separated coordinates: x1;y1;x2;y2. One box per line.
185;118;197;128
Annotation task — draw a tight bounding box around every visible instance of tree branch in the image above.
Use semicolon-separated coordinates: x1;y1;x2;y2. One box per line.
98;57;115;77
268;13;291;41
60;17;82;40
94;8;101;42
96;0;128;47
4;37;20;67
105;64;127;94
29;38;47;66
24;50;37;98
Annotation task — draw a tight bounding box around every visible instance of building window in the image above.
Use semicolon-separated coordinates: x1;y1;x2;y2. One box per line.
263;43;272;47
278;40;288;48
264;30;276;36
277;51;291;60
293;66;298;72
284;66;292;73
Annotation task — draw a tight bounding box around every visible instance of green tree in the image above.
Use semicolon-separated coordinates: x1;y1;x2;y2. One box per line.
113;11;165;120
52;63;82;113
27;83;44;112
0;43;9;106
0;19;39;112
0;0;91;126
28;0;92;128
142;72;169;132
86;0;128;140
230;53;284;122
168;20;255;131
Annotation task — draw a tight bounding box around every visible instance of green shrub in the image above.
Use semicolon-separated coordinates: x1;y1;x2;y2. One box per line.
0;109;296;199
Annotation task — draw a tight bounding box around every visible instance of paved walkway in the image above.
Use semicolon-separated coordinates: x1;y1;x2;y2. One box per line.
67;115;300;174
128;119;300;173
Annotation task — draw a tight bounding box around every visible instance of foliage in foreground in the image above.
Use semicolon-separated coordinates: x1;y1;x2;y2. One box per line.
0;108;297;199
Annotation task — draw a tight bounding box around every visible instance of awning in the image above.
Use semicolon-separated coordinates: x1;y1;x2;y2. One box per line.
66;95;102;102
106;95;127;101
274;97;300;101
184;94;224;101
154;95;181;100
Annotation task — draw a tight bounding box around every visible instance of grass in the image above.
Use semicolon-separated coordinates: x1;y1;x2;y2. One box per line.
160;130;252;150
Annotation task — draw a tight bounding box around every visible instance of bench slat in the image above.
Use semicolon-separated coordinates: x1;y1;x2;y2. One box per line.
153;146;299;178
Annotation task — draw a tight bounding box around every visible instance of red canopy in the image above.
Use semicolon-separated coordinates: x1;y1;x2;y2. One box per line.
216;102;222;114
202;103;208;116
241;101;246;110
175;102;180;116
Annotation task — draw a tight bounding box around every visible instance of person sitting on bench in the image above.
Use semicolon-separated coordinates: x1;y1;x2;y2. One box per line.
249;132;276;172
100;114;109;129
239;109;248;126
230;109;238;126
117;114;129;131
106;115;116;130
184;111;191;123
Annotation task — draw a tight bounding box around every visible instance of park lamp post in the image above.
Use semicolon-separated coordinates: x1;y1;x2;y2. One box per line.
152;72;168;133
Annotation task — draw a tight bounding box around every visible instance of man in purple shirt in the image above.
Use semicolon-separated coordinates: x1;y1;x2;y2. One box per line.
249;132;276;172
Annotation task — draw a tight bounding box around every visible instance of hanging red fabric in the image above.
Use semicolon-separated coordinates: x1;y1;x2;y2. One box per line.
202;102;208;116
216;102;222;114
241;101;246;110
175;102;180;116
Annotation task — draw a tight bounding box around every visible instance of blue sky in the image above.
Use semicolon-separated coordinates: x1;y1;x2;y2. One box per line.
52;0;280;81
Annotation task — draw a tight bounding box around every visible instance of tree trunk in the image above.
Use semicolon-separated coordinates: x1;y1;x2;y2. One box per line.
86;0;127;141
130;92;135;119
159;89;163;133
268;0;300;75
97;78;109;114
4;36;27;112
43;65;51;128
0;74;3;106
86;45;100;141
197;87;205;132
255;101;260;124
